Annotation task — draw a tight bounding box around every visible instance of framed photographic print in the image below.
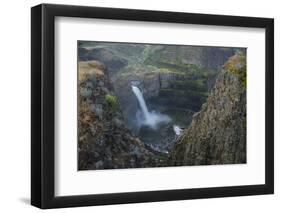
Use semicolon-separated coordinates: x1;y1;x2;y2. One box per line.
31;3;274;209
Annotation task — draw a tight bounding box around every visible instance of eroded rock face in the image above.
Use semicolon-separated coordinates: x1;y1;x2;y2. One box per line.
78;47;128;72
78;60;156;170
170;53;247;165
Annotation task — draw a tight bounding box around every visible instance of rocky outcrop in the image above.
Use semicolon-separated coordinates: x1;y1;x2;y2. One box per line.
170;53;246;165
78;60;157;170
78;47;128;72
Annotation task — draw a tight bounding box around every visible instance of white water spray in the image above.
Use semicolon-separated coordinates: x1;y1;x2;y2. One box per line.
173;125;183;136
131;85;171;129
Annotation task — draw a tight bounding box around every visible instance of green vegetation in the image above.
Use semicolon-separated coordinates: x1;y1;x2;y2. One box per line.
224;52;246;88
105;94;118;108
144;55;217;80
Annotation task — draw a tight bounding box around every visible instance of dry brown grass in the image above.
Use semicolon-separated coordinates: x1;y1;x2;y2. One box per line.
78;60;105;82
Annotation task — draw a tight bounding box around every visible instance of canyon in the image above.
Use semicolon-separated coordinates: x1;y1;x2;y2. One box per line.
78;42;246;170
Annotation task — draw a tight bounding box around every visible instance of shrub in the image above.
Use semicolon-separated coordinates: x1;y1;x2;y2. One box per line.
105;94;118;108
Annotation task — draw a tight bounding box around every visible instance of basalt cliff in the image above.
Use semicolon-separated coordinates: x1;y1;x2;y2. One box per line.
170;53;246;165
78;60;162;170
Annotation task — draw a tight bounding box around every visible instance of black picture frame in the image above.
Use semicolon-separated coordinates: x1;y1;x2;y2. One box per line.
31;3;274;209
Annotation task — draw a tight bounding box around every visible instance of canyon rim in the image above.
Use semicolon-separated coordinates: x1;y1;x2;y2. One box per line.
77;41;246;170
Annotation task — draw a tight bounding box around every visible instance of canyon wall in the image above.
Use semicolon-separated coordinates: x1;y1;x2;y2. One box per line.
170;53;247;165
78;60;161;170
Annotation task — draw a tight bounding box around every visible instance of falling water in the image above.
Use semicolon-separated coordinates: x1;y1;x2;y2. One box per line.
131;85;171;129
131;86;150;122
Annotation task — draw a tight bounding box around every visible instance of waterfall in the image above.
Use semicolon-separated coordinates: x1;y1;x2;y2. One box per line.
131;86;150;122
131;85;171;129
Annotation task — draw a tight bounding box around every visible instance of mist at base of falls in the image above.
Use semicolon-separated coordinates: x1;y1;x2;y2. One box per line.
135;110;172;130
132;85;171;130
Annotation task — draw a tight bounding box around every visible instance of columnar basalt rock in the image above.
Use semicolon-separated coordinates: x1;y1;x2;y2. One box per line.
170;53;247;165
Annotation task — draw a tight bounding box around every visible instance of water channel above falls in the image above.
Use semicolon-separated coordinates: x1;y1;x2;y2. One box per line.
131;85;183;153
